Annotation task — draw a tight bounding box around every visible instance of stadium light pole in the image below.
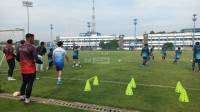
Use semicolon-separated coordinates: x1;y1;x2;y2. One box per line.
50;24;54;47
192;14;197;48
87;22;91;35
22;1;33;33
87;22;91;49
133;19;138;50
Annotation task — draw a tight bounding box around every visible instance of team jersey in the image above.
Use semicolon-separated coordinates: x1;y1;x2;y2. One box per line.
3;45;15;60
37;46;47;56
175;50;182;59
194;46;200;59
150;48;154;53
53;47;66;67
17;42;37;74
141;47;150;58
72;46;79;57
48;50;53;61
162;47;167;55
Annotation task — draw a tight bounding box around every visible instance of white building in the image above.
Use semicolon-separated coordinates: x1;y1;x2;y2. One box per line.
148;32;200;49
57;31;200;50
58;35;143;50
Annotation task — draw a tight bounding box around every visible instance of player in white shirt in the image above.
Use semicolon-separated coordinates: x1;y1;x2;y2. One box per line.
53;41;70;85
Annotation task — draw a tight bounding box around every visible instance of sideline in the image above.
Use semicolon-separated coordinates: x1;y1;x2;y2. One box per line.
0;93;137;112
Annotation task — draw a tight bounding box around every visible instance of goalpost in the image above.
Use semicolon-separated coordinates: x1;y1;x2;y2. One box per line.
0;28;25;74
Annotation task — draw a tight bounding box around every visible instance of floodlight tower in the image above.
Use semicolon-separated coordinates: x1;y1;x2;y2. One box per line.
133;19;138;38
50;24;54;44
22;1;33;33
133;19;138;49
91;0;96;35
87;22;91;48
87;22;91;35
192;14;197;48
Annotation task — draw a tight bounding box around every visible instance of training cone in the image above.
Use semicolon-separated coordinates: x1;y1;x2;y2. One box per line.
130;78;136;88
179;88;189;103
125;83;133;96
93;76;99;86
84;80;91;92
175;81;184;93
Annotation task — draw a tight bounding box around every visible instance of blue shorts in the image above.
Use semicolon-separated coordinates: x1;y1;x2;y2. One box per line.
163;53;166;56
193;59;200;63
56;65;64;71
143;57;149;61
55;63;64;71
73;55;79;59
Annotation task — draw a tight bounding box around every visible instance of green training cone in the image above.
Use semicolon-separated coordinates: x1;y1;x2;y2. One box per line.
84;80;91;92
175;81;184;93
179;88;189;103
130;78;136;88
125;83;133;96
93;76;99;86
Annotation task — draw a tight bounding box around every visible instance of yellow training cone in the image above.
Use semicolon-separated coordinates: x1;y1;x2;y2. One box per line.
130;78;136;88
125;83;133;96
93;76;99;86
179;88;189;103
175;81;184;93
84;80;91;92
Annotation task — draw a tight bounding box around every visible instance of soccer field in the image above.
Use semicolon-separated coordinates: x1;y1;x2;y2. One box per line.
0;50;200;112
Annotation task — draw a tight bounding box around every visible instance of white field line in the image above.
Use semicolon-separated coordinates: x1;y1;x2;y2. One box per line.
1;74;200;91
41;76;200;91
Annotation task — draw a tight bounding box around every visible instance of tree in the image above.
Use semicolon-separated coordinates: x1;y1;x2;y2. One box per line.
163;42;174;50
99;40;119;50
99;40;105;49
149;30;155;34
109;40;119;50
157;31;166;34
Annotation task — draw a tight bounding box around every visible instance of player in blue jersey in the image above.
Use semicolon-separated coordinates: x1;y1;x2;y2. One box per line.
150;46;155;60
46;48;53;70
173;47;182;64
72;43;81;68
141;44;150;65
53;41;70;85
192;42;200;72
161;46;167;60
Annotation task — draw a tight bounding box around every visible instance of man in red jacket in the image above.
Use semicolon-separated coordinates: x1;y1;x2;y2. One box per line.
16;33;42;104
3;39;16;81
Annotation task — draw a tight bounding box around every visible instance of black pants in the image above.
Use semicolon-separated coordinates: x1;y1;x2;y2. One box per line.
20;73;36;98
192;59;200;71
49;61;53;68
7;59;15;77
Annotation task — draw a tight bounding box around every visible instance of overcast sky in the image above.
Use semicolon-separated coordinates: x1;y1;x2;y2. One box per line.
0;0;200;42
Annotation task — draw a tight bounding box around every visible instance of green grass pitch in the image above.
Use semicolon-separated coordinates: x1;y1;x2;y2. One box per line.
0;50;200;112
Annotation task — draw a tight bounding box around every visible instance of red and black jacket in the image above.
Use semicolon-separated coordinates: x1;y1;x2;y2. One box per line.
16;42;42;74
3;45;15;61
